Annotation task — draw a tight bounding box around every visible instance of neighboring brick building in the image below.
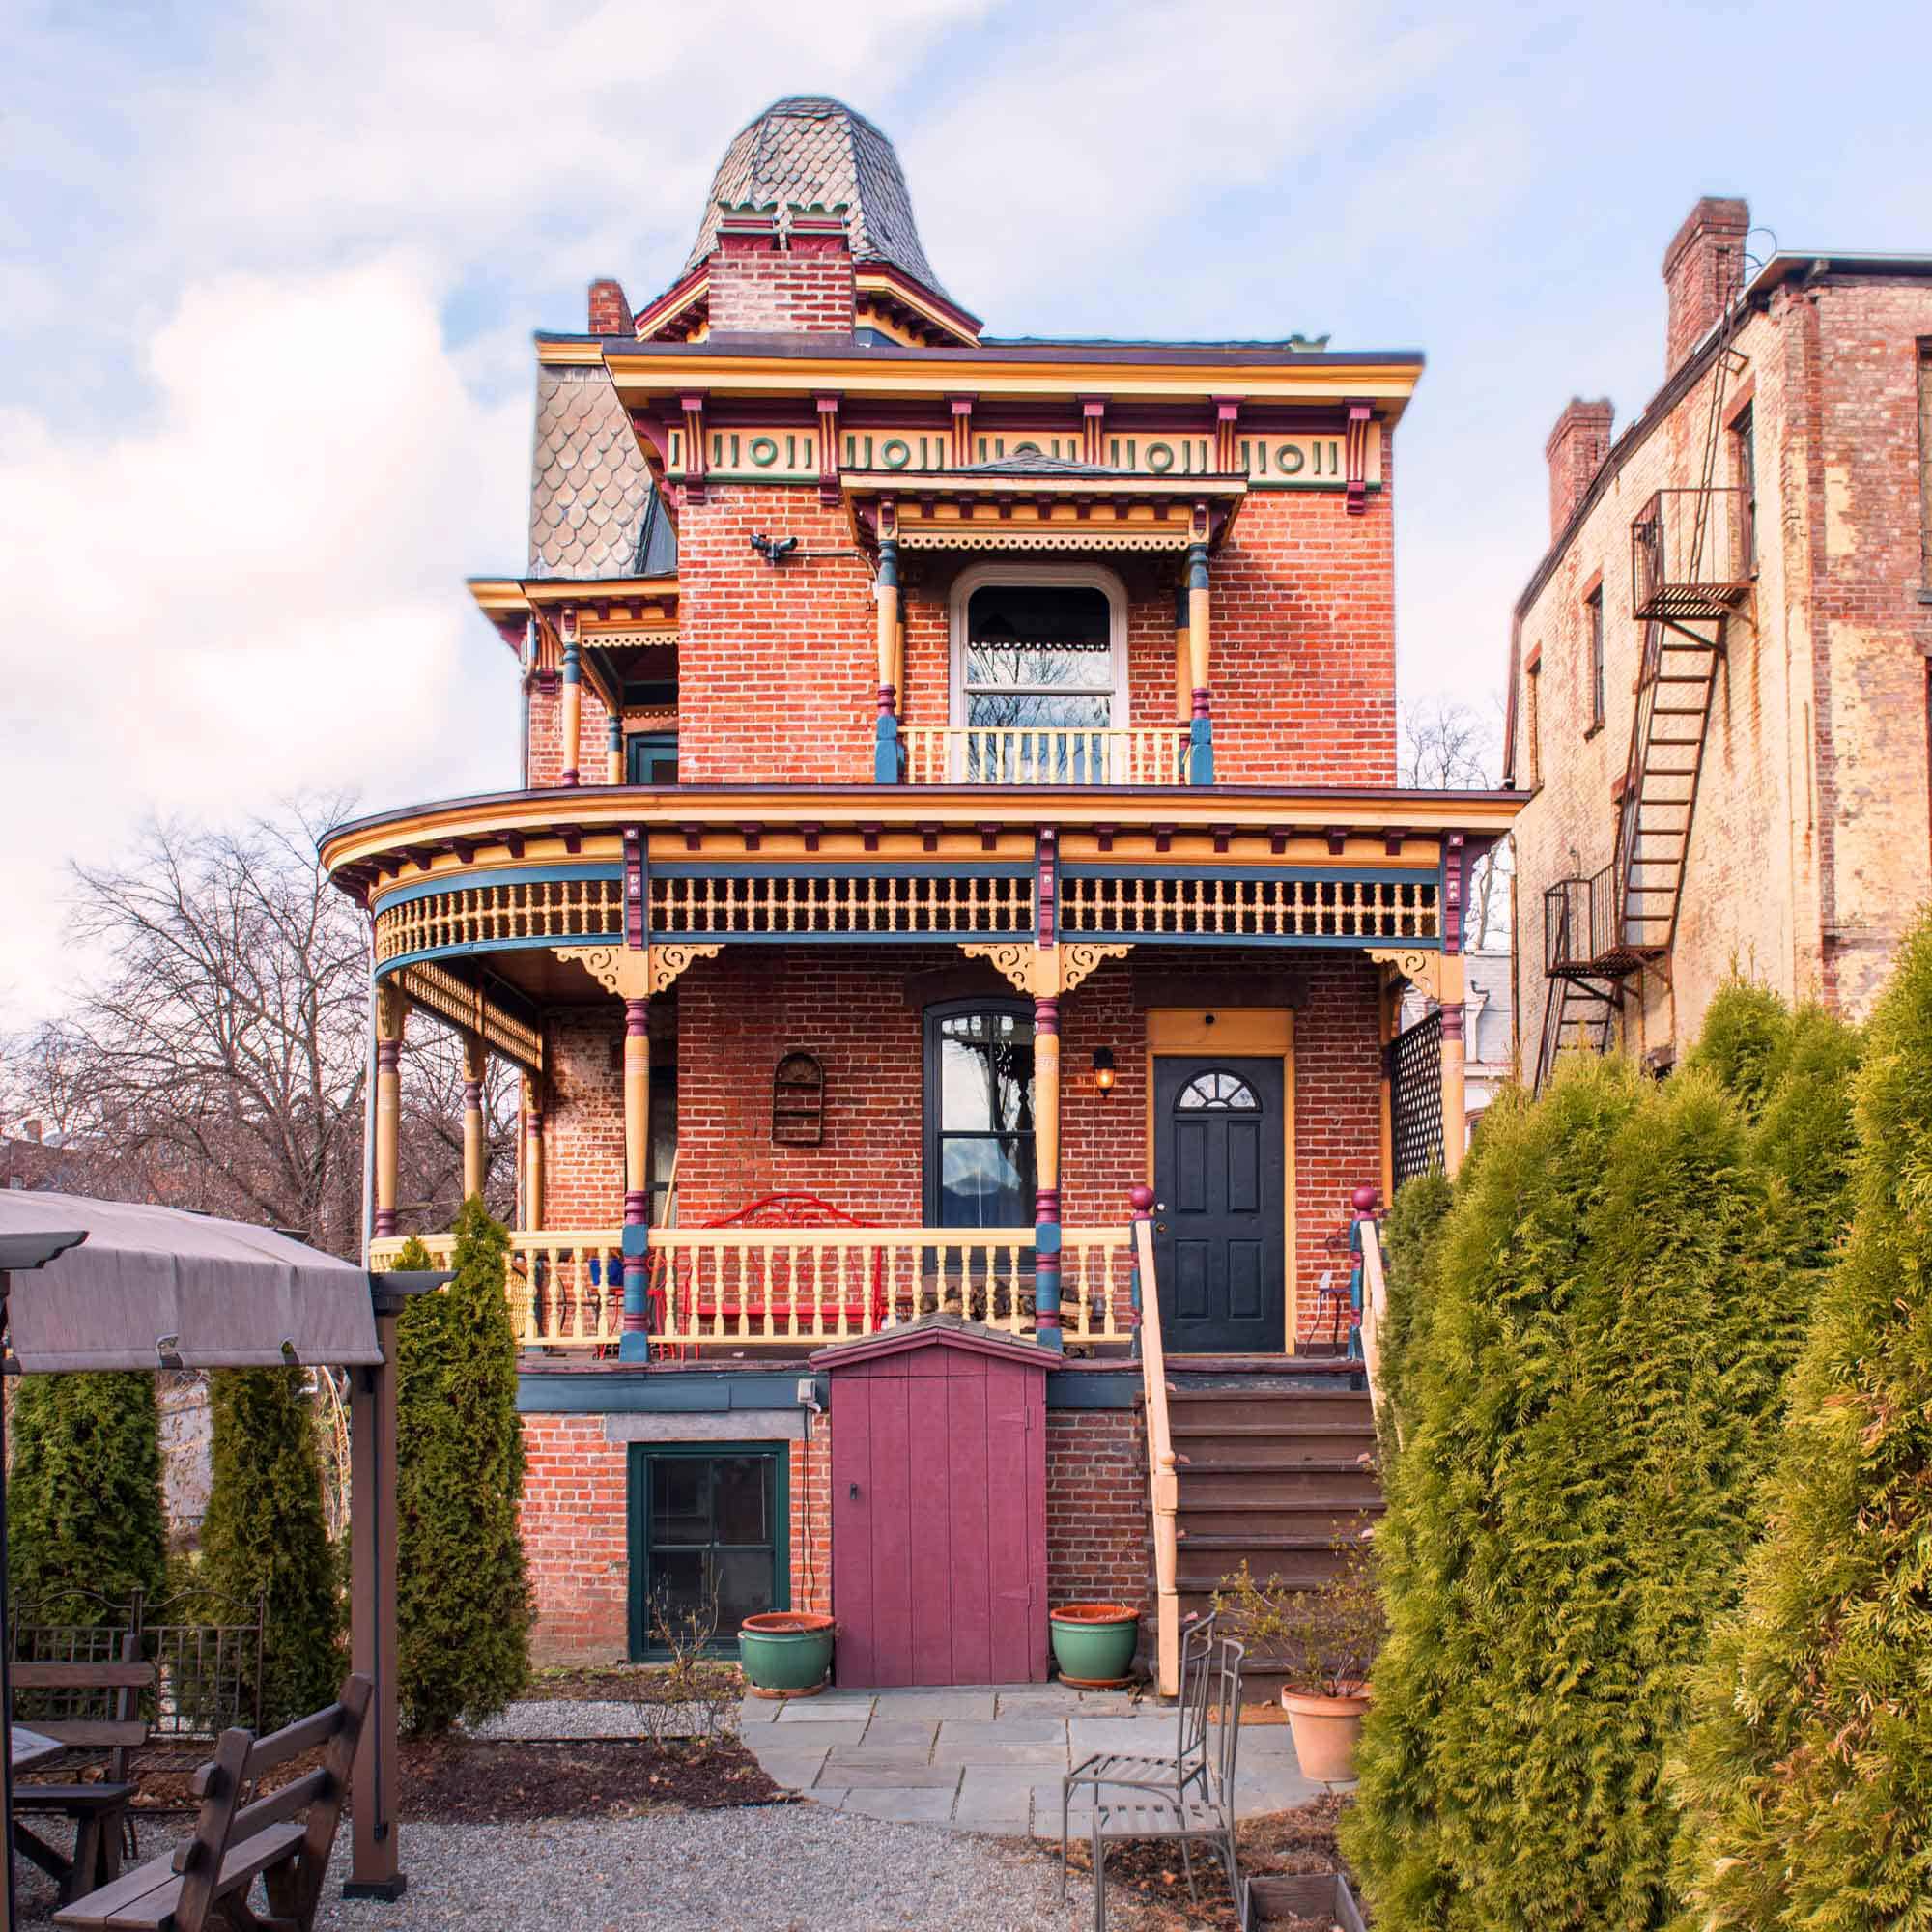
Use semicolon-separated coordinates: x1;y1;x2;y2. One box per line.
325;97;1514;1668
1507;197;1932;1081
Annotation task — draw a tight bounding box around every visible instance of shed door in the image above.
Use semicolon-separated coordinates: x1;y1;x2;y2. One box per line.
830;1349;1048;1686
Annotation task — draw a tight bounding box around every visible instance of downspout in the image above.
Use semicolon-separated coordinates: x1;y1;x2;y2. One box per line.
360;930;379;1266
519;616;534;791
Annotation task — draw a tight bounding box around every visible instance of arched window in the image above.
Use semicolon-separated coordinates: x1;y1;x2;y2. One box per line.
1175;1069;1262;1113
922;998;1036;1227
948;563;1127;764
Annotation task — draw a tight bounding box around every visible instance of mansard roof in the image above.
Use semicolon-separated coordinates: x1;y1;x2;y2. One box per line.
528;363;661;581
684;95;950;299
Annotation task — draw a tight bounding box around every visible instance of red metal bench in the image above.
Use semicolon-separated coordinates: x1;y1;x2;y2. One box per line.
647;1193;889;1358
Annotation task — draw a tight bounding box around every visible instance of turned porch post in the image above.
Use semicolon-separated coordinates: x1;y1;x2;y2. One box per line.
618;994;653;1361
1438;951;1467;1178
372;982;406;1240
1186;541;1214;784
558;610;583;787
873;535;901;782
1032;988;1063;1353
522;1071;545;1228
460;1034;487;1202
607;712;624;785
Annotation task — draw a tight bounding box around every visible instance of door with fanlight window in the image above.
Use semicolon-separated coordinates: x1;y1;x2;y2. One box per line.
1151;1058;1286;1353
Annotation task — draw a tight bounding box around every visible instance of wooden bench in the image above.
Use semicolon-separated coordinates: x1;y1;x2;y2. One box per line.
12;1643;154;1904
55;1673;370;1932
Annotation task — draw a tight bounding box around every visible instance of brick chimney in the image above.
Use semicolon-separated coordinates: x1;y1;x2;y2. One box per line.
587;279;632;337
1545;397;1615;538
708;201;855;336
1662;196;1749;374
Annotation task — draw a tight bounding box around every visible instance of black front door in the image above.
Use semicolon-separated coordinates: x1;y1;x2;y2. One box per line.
1152;1056;1286;1353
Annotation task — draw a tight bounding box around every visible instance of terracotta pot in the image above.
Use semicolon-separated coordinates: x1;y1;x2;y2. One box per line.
739;1611;837;1694
1049;1603;1141;1684
1281;1689;1371;1782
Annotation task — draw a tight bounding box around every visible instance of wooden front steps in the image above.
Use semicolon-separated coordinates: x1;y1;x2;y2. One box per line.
1139;1375;1382;1701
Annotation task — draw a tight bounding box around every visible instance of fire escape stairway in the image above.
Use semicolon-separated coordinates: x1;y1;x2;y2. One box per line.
1612;615;1724;959
1140;1372;1382;1700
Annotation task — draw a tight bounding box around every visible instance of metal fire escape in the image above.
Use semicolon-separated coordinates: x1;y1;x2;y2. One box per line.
1535;291;1756;1093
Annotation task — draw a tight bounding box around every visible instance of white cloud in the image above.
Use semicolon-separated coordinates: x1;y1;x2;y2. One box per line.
0;255;526;1022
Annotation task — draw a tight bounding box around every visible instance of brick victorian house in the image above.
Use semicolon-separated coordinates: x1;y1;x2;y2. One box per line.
324;98;1516;1678
1508;197;1932;1084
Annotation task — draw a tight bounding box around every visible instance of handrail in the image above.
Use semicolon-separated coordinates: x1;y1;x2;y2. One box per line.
1131;1191;1182;1697
1356;1213;1399;1451
901;724;1192;786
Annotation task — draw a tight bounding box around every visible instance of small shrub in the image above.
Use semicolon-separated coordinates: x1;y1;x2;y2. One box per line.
1211;1536;1384;1698
635;1586;741;1744
198;1368;343;1726
9;1372;166;1621
394;1204;533;1734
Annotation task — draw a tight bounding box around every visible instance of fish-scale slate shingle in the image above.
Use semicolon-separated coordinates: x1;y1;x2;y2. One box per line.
684;95;950;299
528;364;655;580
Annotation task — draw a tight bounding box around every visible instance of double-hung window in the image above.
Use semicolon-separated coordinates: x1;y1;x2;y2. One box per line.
923;999;1036;1228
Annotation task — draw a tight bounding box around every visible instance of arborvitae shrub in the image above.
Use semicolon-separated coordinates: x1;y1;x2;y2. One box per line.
1672;915;1932;1929
9;1373;166;1620
1686;977;1797;1118
393;1201;531;1733
1345;1041;1835;1931
1374;1168;1453;1460
198;1369;342;1725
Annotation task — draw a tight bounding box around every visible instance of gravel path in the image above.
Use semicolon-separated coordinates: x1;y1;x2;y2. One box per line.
17;1810;1099;1931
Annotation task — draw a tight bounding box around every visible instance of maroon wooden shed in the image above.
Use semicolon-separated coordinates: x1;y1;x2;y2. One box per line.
812;1318;1052;1688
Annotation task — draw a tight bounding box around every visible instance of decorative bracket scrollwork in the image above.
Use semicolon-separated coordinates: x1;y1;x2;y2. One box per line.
646;944;722;996
554;942;724;999
958;941;1032;995
1061;942;1131;994
1366;946;1461;1006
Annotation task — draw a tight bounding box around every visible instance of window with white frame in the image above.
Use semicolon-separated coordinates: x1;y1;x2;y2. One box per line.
948;566;1126;781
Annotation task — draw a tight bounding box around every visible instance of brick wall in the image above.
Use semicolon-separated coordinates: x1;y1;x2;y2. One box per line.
536;1011;624;1226
1045;1406;1149;1608
709;228;855;335
1513;265;1932;1065
521;1412;629;1663
521;1410;833;1662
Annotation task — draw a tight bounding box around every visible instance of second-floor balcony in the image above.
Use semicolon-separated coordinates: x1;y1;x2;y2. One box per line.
901;724;1194;787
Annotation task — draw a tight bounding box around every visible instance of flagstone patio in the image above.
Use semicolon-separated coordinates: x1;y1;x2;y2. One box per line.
739;1684;1330;1835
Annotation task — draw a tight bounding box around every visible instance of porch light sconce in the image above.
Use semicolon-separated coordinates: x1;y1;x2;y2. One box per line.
1093;1047;1117;1094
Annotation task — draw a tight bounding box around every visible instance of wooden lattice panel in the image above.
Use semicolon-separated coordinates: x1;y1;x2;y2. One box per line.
1390;1010;1444;1184
649;872;1034;939
374;876;623;965
1060;873;1438;942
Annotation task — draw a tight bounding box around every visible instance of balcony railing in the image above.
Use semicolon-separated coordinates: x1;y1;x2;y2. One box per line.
370;1224;1138;1351
901;724;1193;786
1545;865;1647;977
1630;487;1753;623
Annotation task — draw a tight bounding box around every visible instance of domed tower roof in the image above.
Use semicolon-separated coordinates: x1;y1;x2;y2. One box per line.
684;95;950;299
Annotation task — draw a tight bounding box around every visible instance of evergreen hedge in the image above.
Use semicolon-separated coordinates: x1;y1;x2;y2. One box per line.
1344;1032;1852;1931
392;1202;532;1734
1373;1168;1453;1463
8;1372;166;1620
198;1369;343;1725
1672;918;1932;1928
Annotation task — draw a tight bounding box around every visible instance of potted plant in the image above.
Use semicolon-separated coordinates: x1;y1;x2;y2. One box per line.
1212;1531;1385;1782
738;1610;838;1698
1049;1602;1142;1687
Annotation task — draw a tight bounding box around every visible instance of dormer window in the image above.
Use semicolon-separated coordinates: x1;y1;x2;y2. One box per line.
948;564;1126;781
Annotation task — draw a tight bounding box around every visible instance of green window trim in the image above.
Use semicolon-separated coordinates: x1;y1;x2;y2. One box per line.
625;1441;790;1661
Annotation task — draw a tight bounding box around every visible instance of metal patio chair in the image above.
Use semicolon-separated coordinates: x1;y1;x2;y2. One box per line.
1076;1636;1247;1931
1060;1612;1217;1898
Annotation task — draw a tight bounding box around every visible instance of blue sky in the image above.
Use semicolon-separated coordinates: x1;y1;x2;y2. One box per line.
2;0;1927;1022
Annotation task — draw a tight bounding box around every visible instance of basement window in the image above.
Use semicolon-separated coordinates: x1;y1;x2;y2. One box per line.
627;1445;788;1658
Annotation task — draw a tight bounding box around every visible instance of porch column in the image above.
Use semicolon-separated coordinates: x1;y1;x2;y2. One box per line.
522;1072;545;1228
873;536;901;782
1186;542;1214;783
607;712;624;785
619;995;653;1362
460;1034;487;1202
1438;952;1466;1179
1172;583;1190;777
1032;988;1063;1352
372;982;406;1240
558;613;583;787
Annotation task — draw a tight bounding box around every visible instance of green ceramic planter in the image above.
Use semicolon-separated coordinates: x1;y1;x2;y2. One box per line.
1050;1603;1141;1685
739;1612;837;1695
